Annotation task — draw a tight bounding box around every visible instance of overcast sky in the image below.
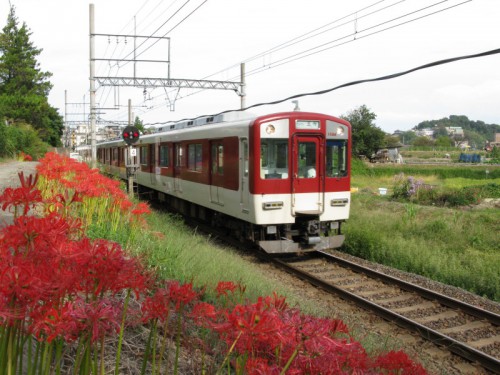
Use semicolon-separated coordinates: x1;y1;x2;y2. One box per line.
2;0;499;133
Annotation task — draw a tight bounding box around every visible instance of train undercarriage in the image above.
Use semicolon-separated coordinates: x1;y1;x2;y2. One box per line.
150;187;345;254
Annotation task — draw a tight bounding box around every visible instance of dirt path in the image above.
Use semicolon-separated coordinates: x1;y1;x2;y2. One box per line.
0;160;39;228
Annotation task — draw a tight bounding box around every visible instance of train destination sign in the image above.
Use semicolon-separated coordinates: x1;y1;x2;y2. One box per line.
296;120;320;130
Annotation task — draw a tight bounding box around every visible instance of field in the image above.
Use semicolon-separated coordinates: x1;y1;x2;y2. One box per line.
345;160;500;301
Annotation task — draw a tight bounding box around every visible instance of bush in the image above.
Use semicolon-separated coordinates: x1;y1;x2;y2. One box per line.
0;121;50;159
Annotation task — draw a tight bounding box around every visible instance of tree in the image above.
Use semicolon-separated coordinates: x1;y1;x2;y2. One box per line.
383;135;402;148
398;130;417;145
412;136;435;147
134;116;145;133
0;6;63;147
435;136;453;147
341;105;385;157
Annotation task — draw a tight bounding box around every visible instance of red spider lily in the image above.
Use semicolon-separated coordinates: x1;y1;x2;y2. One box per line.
215;281;238;297
19;152;33;161
73;238;151;298
131;202;151;216
215;298;286;355
373;350;428;374
44;190;83;216
189;301;218;327
262;292;289;312
244;358;282;375
274;310;360;372
168;281;199;311
0;172;42;216
141;288;171;323
0;261;49;308
1;213;82;257
67;297;122;343
29;302;80;343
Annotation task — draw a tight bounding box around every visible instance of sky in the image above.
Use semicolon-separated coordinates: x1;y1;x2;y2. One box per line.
2;0;499;133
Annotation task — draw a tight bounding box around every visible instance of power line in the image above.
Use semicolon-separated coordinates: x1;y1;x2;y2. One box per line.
143;47;500;126
152;0;471;110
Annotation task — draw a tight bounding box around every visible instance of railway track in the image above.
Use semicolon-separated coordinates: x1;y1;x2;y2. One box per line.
267;250;500;374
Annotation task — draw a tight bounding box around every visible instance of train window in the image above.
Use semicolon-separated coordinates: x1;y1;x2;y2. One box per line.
150;145;155;166
243;140;249;177
140;146;148;166
211;143;223;175
112;148;118;163
326;140;347;177
175;145;183;167
298;142;316;178
260;139;289;179
188;144;203;172
159;145;169;167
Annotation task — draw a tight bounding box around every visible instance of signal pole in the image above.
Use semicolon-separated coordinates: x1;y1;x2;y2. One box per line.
127;99;135;197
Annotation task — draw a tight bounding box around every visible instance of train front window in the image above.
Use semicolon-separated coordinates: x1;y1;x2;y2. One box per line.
326;140;347;177
297;142;316;178
260;139;288;179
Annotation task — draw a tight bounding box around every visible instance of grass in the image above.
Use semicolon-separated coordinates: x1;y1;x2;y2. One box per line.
347;162;500;301
89;207;409;357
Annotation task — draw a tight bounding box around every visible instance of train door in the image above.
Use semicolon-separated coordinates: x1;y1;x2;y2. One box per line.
291;135;324;215
151;140;161;186
240;138;249;213
174;143;182;193
210;140;224;205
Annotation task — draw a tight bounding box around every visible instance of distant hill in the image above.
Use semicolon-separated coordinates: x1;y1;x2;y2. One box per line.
414;115;500;142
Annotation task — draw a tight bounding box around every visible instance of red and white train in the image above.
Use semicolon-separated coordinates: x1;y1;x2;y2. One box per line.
97;111;351;253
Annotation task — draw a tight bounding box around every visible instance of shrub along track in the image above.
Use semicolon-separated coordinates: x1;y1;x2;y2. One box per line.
266;250;500;374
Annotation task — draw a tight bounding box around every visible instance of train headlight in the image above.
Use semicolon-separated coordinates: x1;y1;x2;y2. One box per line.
265;124;276;135
262;201;283;210
330;198;348;206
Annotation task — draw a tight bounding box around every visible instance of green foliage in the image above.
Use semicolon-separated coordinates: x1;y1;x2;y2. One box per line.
344;193;500;301
361;164;500;179
351;157;372;176
411;136;435;147
392;172;499;206
415;115;500;142
0;121;49;159
435;136;453;147
341;105;385;158
0;6;63;147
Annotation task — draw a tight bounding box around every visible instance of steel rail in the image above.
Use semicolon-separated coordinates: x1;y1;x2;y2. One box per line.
270;252;500;374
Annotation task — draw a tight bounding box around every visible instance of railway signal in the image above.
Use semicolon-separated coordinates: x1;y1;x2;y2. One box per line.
122;126;140;145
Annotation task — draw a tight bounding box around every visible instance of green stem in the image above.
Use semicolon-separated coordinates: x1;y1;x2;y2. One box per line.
215;331;242;375
173;307;184;375
157;318;170;374
280;347;299;375
140;320;157;375
114;289;131;375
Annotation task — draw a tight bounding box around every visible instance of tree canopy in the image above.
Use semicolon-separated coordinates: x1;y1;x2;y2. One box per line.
341;105;385;157
414;115;500;144
0;6;63;148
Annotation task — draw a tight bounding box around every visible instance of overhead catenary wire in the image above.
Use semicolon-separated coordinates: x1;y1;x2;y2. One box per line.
150;0;472;111
142;47;500;126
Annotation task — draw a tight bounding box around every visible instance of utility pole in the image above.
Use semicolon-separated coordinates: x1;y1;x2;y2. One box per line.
240;63;246;109
89;4;97;168
89;4;247;170
127;99;135;197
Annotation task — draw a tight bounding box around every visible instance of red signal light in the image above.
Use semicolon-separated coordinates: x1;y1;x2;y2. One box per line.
122;126;140;145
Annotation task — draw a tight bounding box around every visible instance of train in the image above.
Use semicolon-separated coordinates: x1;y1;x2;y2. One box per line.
96;111;351;253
